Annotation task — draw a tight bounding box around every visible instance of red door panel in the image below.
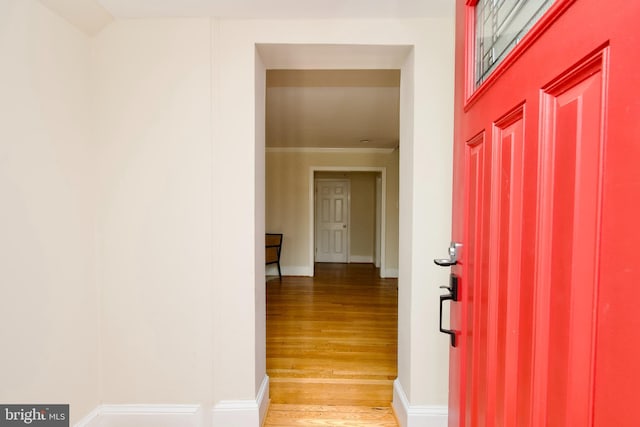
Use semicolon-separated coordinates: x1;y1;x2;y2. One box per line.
464;132;488;427
449;0;640;426
491;108;525;427
533;52;606;427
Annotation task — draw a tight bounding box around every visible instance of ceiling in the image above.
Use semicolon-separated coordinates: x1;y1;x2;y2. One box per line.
38;0;453;35
38;0;113;35
266;70;400;149
37;1;427;150
96;0;452;19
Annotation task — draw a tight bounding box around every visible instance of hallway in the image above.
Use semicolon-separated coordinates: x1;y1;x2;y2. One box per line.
265;263;399;425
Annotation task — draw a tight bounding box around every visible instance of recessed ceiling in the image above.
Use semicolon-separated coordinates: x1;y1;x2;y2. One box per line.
96;0;453;19
257;44;412;70
266;70;400;149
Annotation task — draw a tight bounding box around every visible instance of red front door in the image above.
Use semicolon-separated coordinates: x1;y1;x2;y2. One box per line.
447;0;640;426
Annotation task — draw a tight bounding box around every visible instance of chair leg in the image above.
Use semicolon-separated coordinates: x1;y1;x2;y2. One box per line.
277;262;282;279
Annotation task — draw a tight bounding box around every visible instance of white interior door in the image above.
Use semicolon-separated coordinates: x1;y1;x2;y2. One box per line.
315;179;349;263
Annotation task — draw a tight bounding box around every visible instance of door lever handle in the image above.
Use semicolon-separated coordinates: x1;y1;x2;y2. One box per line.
440;294;456;347
434;242;462;267
438;275;459;347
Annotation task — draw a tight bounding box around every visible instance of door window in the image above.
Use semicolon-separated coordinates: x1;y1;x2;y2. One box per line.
475;0;555;87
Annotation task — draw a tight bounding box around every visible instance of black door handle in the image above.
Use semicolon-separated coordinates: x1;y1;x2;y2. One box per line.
439;275;458;347
439;294;456;347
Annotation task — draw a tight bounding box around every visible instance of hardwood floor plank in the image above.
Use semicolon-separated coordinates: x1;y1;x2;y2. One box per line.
265;263;398;425
264;404;398;427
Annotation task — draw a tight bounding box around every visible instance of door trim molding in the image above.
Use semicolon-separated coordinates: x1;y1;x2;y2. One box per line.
309;166;387;276
392;379;448;427
375;175;383;268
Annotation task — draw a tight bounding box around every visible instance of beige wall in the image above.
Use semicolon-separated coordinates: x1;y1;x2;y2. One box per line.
270;159;397;272
349;172;376;259
92;18;214;406
0;1;99;423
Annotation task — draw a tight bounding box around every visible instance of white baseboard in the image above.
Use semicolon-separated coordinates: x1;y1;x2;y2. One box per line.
73;406;100;427
275;264;396;278
349;255;374;263
75;404;202;427
265;265;279;277
73;377;269;427
211;401;258;426
257;375;270;425
266;265;312;277
392;379;448;427
381;268;399;278
281;266;313;277
211;375;270;427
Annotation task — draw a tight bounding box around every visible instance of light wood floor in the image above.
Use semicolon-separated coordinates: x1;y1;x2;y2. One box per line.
265;263;399;426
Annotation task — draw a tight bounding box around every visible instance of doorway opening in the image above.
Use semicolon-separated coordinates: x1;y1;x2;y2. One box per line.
258;44;411;423
263;66;401;278
311;167;390;277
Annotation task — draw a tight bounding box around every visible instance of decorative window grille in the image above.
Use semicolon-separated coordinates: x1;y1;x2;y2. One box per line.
476;0;555;87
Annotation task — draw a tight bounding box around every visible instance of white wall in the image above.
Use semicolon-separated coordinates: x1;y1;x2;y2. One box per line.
0;6;455;425
218;16;455;414
254;50;267;414
401;22;455;406
92;18;214;406
0;1;99;424
91;15;455;421
210;20;263;407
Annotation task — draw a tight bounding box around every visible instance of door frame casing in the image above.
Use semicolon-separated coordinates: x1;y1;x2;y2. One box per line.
309;166;387;276
375;175;383;268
